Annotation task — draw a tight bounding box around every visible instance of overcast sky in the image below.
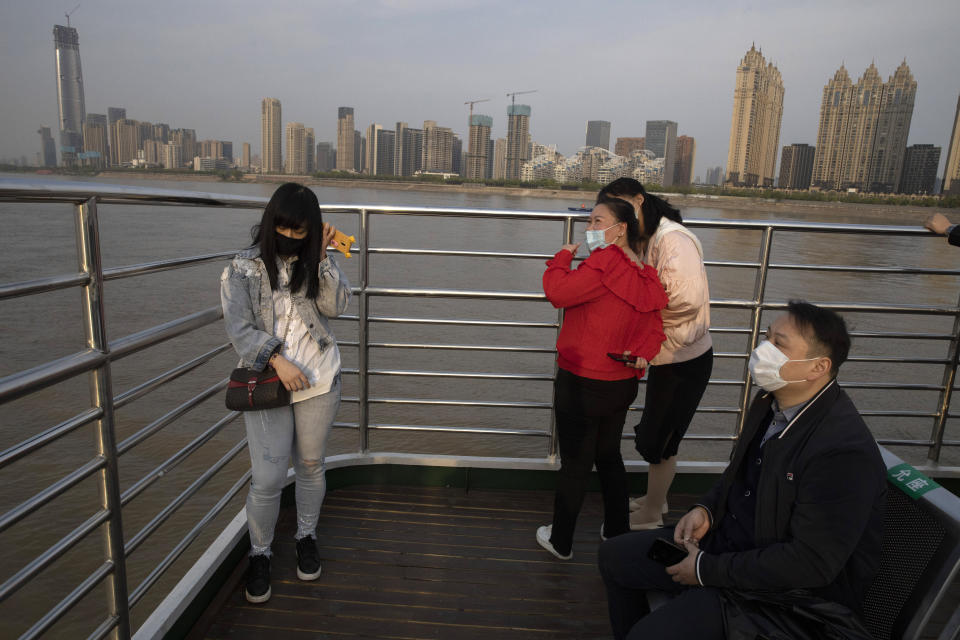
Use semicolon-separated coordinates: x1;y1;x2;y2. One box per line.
2;0;958;176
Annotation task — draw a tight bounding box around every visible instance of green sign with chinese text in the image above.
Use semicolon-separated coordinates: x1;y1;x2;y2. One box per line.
887;463;941;499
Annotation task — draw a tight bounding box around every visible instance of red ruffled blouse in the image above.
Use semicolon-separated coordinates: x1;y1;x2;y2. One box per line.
543;245;668;380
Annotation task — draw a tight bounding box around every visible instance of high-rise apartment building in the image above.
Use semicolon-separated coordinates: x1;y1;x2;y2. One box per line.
397;126;423;176
942;95;960;195
615;137;645;158
452;135;463;176
899;145;941;195
506;105;531;181
672;136;696;186
285;122;307;174
162;143;182;169
778;144;815;190
113;119;139;165
107;107;126;166
143;139;163;166
316;142;335;172
486;139;495;181
376;129;396;176
170;129;197;165
586;121;612;150
53;24;86;167
705;166;725;186
493;138;507;180
241;142;251;170
261;98;282;173
336;107;356;172
81;114;108;168
304;129;315;173
354;130;363;173
726;45;784;187
645;121;678;186
777;144;811;190
811;62;917;192
422;121;454;172
466;114;493;179
152;123;170;144
365;124;383;175
38;127;57;167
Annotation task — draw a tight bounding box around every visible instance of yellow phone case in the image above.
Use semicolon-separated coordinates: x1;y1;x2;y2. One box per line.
330;228;356;258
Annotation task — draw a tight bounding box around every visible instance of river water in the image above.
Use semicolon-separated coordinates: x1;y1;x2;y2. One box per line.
1;173;957;637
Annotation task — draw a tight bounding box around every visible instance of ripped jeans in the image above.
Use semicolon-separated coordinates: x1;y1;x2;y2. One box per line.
243;377;340;555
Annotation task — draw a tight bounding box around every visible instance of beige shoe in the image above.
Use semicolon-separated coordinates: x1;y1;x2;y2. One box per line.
629;510;665;531
628;495;669;514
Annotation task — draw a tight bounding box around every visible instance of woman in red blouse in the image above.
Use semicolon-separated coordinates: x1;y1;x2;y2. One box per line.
537;198;668;560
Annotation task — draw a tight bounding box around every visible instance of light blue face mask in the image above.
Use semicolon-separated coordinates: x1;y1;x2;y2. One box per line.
585;223;618;252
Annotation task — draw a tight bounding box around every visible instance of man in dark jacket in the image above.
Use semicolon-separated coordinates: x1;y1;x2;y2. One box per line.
599;301;886;640
924;213;960;246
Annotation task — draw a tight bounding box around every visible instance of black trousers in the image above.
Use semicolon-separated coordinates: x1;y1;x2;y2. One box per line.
550;369;638;556
599;529;725;639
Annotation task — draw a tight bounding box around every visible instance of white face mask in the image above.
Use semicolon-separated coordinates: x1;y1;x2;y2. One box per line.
748;340;822;392
585;223;618;252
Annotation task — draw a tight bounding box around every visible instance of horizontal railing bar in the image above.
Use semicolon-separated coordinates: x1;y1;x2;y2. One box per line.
769;262;960;277
0;272;88;300
364;286;545;301
103;251;235;281
109;306;223;361
19;561;114;640
86;615;119;640
0;407;102;470
704;259;762;269
875;438;936;447
113;343;233;410
0;179;270;208
368;316;560;329
368;341;554;353
367;247;554;260
121;411;241;507
0;456;105;535
125;439;248;559
0;508;110;602
859;410;939;418
369;397;552;409
128;466;252;609
0;349;105;404
840;381;943;391
367;423;550;437
846;355;950;365
117;379;227;456
368;369;555;381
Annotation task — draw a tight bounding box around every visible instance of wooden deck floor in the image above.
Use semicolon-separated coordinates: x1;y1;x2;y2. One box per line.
189;485;959;640
191;485;683;639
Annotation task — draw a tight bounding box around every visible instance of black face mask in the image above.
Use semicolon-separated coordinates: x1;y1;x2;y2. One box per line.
275;235;304;256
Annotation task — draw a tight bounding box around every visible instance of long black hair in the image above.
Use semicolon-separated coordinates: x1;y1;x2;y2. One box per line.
251;182;325;299
597;177;682;237
595;197;644;254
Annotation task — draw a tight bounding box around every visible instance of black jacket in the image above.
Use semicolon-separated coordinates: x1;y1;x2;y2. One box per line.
696;379;886;615
949;225;960;247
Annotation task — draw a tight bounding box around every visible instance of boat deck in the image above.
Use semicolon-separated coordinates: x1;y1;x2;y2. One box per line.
189;485;959;640
190;484;669;639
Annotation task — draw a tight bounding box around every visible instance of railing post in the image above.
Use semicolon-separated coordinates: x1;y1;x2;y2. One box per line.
548;215;576;459
358;208;371;453
75;197;130;639
735;226;774;438
929;288;960;462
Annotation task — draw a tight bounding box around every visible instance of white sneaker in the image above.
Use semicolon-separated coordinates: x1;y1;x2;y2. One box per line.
536;525;573;560
629;510;665;531
628;495;669;514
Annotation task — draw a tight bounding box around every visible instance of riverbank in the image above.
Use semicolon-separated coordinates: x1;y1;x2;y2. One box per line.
90;170;955;221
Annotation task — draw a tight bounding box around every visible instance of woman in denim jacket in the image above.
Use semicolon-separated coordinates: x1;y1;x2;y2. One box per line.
220;183;351;604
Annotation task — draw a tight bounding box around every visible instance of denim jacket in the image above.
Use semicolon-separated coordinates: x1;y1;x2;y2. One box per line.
220;247;352;371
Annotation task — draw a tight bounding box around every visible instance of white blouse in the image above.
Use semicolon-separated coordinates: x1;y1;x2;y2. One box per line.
273;258;342;403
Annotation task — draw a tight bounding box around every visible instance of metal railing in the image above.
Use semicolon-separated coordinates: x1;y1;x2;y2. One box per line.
0;178;959;638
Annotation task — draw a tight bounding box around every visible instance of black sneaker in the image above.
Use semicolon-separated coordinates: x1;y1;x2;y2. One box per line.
296;536;322;581
245;554;271;603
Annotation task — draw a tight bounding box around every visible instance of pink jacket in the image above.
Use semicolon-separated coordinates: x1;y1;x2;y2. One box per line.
643;219;712;365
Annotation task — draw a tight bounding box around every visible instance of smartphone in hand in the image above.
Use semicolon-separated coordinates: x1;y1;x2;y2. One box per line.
607;352;637;363
647;537;689;566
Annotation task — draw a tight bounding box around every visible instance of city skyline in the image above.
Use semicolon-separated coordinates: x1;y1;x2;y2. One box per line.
1;1;958;176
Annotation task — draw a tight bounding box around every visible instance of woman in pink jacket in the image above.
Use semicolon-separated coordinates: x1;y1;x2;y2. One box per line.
597;178;713;530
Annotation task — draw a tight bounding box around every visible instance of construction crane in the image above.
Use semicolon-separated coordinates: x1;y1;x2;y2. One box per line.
506;89;538;108
465;98;491;121
65;4;81;27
